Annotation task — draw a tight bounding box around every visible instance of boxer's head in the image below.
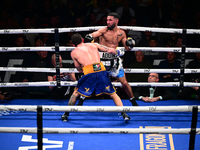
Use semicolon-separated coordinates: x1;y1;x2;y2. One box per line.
71;33;83;46
107;12;119;30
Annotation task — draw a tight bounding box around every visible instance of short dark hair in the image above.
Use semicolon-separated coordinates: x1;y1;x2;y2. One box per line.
71;33;82;46
108;12;120;20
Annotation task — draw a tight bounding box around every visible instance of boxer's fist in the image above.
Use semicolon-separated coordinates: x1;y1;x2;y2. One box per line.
85;34;94;43
126;37;135;48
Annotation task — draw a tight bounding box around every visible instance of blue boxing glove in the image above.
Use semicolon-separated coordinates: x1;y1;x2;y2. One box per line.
85;34;94;43
126;37;135;49
116;47;125;56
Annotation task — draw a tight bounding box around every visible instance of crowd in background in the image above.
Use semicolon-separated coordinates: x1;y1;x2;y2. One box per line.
0;0;200;101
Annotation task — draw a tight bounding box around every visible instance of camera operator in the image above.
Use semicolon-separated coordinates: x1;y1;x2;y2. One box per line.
178;78;200;100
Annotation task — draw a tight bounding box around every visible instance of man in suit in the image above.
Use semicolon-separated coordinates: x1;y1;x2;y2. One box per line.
134;73;173;102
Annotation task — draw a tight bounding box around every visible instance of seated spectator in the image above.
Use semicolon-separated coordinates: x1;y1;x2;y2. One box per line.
158;52;181;82
144;36;164;55
47;54;76;99
158;52;181;99
21;38;52;99
134;73;173;102
185;52;200;82
127;51;153;83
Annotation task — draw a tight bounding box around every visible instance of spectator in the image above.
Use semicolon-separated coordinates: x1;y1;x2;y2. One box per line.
47;54;76;99
138;31;152;47
149;0;172;27
134;73;173;102
93;0;111;22
158;52;181;82
144;36;164;55
21;16;39;46
185;52;200;82
126;17;142;45
96;14;107;26
115;0;135;24
127;51;153;83
21;38;52;98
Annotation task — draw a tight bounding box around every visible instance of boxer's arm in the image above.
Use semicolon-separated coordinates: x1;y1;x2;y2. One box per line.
94;43;117;55
90;27;106;38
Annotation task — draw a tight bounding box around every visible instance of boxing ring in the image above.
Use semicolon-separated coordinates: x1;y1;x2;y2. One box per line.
0;26;200;150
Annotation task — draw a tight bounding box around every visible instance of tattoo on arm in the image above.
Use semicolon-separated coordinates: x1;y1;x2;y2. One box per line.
68;94;77;106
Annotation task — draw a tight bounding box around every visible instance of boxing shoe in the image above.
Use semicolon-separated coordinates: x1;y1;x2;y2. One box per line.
129;98;139;106
61;113;68;122
76;99;84;106
121;112;131;122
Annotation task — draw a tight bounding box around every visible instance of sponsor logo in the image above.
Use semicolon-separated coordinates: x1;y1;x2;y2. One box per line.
20;129;28;133
44;131;59;133
173;49;180;52
97;108;105;112
16;48;30;51
144;69;150;73
125;69;131;72
70;108;78;112
19;108;27;111
191;70;198;73
85;87;89;92
50;82;56;85
14;83;29;86
123;108;130;112
105;86;110;91
172;84;178;87
149;107;156;111
2;47;8;51
145;30;152;32
44;108;53;111
22;30;29;33
70;29;76;32
172;70;179;73
4;30;10;33
69;68;75;71
70;130;78;133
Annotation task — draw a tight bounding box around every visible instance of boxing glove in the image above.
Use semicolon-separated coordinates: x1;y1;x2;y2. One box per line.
85;34;94;43
126;37;135;48
116;47;125;56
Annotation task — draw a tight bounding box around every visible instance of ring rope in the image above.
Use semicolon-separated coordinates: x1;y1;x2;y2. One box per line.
1;26;200;34
1;67;200;74
0;105;199;112
0;127;199;134
0;47;200;53
1;81;200;87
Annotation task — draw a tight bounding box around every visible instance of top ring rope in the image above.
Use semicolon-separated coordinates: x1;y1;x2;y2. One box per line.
0;47;200;53
0;26;200;34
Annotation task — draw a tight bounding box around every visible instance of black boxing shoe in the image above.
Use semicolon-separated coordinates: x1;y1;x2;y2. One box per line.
130;98;139;106
61;113;68;122
121;112;131;122
76;99;84;106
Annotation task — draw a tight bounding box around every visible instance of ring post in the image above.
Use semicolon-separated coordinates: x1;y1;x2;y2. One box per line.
55;28;61;89
189;106;198;150
37;106;43;150
179;29;186;92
